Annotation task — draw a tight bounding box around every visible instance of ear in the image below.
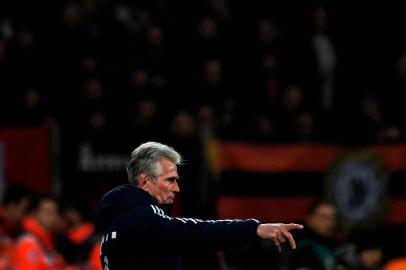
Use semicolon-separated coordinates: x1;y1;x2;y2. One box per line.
138;173;149;189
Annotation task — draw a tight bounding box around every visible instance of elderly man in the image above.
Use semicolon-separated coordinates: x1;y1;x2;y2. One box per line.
96;141;303;270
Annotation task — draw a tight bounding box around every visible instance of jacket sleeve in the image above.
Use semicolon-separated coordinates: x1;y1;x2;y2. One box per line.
113;204;260;252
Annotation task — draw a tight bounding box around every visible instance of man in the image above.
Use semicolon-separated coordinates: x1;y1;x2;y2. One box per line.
0;184;31;269
0;184;31;238
291;200;338;270
96;141;303;270
13;195;68;270
59;201;102;270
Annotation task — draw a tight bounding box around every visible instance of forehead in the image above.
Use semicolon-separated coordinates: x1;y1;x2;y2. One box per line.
38;199;58;211
157;158;178;176
314;204;336;216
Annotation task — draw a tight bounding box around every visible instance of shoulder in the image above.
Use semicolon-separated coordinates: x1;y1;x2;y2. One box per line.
16;233;38;246
108;204;160;230
14;233;41;254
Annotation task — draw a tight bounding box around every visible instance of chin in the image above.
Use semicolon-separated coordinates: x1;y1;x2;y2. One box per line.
165;198;175;204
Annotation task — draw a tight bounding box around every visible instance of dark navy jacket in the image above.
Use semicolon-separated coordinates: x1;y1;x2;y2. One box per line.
95;184;260;270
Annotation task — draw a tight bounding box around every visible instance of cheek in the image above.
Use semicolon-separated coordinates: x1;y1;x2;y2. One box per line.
158;183;171;193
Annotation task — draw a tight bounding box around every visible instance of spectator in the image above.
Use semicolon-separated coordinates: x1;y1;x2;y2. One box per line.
337;230;385;270
276;84;316;141
58;202;101;270
0;184;31;238
13;194;68;269
350;93;401;143
382;226;406;270
291;200;340;270
0;184;31;269
310;5;337;112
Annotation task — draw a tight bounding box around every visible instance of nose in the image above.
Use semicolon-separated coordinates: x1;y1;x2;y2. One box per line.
172;180;180;193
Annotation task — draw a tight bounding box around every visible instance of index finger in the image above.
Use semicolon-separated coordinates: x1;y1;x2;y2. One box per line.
284;223;304;231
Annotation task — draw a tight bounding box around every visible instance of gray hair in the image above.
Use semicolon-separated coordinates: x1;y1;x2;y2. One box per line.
127;141;182;185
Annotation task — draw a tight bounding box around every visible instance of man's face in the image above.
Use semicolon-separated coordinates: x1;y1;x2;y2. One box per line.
6;198;29;225
144;158;180;204
35;199;59;232
307;203;337;238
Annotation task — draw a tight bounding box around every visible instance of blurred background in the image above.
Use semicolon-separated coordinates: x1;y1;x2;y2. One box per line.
1;0;406;269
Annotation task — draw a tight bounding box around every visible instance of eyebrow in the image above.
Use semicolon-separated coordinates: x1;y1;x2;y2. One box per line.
166;176;179;180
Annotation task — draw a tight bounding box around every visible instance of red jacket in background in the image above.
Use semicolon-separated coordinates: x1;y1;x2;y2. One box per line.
13;217;67;270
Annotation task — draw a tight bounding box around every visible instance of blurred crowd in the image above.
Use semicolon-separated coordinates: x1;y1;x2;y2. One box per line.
224;200;406;270
1;1;406;144
0;184;101;270
2;0;406;269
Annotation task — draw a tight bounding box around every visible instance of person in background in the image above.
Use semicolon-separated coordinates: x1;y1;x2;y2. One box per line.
58;202;101;270
0;184;31;269
384;258;406;270
382;227;406;270
356;242;383;270
291;200;339;270
13;194;69;270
